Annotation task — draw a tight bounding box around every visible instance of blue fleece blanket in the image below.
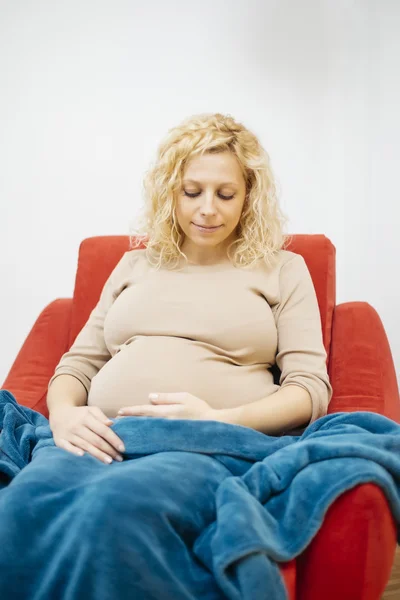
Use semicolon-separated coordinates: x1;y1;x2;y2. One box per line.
1;390;400;600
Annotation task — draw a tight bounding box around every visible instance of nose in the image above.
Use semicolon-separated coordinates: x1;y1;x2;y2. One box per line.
199;192;218;217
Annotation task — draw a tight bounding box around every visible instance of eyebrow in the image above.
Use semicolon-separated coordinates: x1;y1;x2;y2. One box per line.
183;179;239;186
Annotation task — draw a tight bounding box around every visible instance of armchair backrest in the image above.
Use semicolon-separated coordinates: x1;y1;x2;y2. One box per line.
68;234;336;360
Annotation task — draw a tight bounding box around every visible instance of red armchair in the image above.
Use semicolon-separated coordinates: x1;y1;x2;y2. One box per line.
2;234;399;600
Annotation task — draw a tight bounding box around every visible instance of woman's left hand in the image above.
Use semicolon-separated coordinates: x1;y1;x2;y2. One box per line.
116;392;217;421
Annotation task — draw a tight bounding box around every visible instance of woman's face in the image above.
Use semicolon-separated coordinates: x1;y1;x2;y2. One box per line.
175;151;247;263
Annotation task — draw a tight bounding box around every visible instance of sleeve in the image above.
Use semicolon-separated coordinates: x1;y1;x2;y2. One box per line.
272;253;333;425
47;251;133;396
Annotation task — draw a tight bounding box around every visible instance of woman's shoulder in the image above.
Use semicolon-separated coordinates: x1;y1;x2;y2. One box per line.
124;247;148;266
271;250;316;303
257;249;306;276
276;249;308;271
122;247;154;278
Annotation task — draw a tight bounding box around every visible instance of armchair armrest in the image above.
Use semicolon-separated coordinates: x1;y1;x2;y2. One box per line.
296;482;397;600
1;298;73;416
328;301;400;422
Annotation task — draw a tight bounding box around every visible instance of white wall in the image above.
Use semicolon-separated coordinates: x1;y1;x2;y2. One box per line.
1;0;399;385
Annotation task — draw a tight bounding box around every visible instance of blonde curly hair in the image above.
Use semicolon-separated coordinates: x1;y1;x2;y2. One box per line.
129;112;290;270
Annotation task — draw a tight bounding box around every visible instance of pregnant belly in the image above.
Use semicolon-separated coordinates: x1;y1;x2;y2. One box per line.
87;336;278;418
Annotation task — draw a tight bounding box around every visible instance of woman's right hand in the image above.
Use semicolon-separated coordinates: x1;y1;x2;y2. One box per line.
49;405;125;464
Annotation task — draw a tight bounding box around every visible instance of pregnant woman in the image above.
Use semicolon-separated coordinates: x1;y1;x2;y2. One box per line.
47;112;332;466
2;111;333;599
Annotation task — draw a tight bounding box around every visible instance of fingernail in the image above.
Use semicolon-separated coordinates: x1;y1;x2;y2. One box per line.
105;456;112;464
115;455;123;462
118;410;124;415
118;444;125;452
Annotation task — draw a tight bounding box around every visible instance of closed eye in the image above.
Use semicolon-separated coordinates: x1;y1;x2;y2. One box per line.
184;191;234;200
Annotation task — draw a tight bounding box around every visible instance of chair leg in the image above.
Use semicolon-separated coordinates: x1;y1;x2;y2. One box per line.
296;483;397;600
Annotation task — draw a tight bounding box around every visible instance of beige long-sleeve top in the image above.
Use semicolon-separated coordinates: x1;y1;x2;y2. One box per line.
48;248;332;425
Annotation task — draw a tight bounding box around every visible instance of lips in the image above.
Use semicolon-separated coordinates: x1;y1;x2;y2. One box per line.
192;223;222;229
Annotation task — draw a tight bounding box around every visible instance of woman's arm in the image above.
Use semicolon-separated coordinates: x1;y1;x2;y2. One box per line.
47;251;134;405
212;253;331;434
47;374;88;415
210;384;312;434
